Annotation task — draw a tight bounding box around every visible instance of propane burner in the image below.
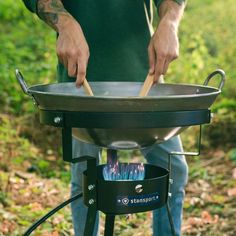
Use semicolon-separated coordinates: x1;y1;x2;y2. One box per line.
83;160;169;215
109;141;139;149
103;162;145;181
103;149;145;181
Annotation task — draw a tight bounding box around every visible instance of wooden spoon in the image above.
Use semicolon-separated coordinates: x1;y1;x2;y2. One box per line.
139;74;163;97
83;78;94;96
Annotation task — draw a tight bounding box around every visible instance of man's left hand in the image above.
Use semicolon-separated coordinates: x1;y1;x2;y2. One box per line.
148;17;179;83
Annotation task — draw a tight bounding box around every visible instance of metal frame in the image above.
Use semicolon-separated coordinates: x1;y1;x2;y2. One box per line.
38;109;209;235
165;125;203;236
73;156;98;236
39;109;210;128
78;126;203;236
82;157;168;236
39;109;210;163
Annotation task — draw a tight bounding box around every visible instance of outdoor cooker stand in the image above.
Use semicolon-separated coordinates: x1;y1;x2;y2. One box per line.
39;109;210;236
16;69;226;236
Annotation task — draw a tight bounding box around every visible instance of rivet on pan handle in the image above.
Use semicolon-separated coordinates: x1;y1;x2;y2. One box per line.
203;69;226;91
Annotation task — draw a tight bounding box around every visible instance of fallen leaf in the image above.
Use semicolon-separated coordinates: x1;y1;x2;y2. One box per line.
41;231;59;236
233;168;236;179
181;224;193;233
211;194;226;204
201;210;212;224
213;214;219;224
52;214;64;225
187;217;203;226
200;192;212;202
30;202;43;211
0;220;16;233
201;211;219;224
197;179;211;192
227;187;236;197
213;150;225;158
190;197;204;206
182;211;219;233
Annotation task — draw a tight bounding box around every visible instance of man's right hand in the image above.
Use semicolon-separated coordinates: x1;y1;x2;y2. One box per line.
57;16;90;87
37;0;89;87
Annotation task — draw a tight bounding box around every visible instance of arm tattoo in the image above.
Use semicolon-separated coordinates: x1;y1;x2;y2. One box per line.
37;0;69;31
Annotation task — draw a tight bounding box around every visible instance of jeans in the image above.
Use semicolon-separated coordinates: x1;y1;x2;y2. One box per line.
71;136;188;236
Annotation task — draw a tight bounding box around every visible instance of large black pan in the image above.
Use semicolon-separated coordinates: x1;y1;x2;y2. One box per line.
16;69;225;149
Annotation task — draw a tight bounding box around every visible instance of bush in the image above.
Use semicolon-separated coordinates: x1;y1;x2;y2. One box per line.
204;100;236;147
0;0;56;114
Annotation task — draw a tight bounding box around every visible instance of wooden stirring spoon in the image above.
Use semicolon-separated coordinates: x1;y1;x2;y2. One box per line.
139;74;164;97
83;78;94;96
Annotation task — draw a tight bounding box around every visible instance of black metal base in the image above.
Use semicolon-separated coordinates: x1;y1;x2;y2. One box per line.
81;156;176;236
104;215;115;236
38;109;209;235
83;164;169;214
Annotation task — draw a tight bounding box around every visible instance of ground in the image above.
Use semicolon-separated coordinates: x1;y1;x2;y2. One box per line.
0;114;236;236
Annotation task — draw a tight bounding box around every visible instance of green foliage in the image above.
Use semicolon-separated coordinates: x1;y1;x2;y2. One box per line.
212;98;236;113
204;108;236;147
227;148;236;165
167;0;236;106
0;0;57;115
0;0;235;116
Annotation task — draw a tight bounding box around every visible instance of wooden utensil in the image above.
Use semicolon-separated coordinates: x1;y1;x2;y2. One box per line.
139;73;154;97
139;74;163;97
83;78;94;96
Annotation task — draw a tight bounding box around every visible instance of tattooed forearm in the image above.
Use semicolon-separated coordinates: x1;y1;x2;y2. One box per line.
37;0;71;31
159;0;185;21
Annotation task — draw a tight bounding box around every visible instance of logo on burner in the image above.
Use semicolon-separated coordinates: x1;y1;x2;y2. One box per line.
121;198;129;205
117;192;160;207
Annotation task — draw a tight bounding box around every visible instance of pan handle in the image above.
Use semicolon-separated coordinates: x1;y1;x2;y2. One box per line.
15;69;39;106
203;69;226;91
15;69;29;95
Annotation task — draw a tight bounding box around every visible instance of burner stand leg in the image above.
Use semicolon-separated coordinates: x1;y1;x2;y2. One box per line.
104;214;115;236
166;202;176;236
167;153;176;236
166;125;203;236
82;157;98;236
84;206;97;236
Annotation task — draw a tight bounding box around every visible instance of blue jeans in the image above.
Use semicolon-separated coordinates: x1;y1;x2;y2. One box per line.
71;136;188;236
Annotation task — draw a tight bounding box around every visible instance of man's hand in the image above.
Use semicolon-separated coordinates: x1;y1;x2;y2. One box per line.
57;16;89;87
37;0;89;86
148;0;184;83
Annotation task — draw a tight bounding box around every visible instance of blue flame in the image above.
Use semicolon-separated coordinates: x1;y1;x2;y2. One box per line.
103;163;145;181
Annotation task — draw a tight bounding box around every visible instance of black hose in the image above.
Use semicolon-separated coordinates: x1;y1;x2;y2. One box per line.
23;192;83;236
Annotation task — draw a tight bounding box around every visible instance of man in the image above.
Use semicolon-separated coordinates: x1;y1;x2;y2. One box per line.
23;0;187;235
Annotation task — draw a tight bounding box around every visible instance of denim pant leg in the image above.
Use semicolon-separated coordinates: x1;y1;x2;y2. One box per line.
71;138;101;236
142;136;188;236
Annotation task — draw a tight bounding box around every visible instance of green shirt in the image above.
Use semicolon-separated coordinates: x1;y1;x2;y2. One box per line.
22;0;180;82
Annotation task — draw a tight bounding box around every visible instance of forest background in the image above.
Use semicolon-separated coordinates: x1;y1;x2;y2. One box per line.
0;0;236;235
